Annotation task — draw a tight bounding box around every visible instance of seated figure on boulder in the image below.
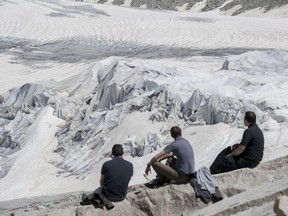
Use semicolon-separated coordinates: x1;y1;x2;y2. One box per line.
81;144;133;209
210;111;264;174
145;126;195;188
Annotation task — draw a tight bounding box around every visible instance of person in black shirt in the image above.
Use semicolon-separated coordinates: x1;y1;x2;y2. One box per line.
210;111;264;174
81;144;133;209
100;144;133;201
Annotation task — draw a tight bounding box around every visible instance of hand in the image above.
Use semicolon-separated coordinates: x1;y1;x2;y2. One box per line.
231;144;239;151
145;164;151;175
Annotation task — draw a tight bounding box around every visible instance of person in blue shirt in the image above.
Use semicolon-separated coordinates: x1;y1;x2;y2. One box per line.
145;126;195;187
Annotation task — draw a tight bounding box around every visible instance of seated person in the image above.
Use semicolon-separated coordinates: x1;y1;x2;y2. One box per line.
210;111;264;174
81;144;133;209
145;126;195;187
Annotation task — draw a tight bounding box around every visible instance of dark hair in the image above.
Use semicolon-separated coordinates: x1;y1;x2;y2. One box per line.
112;144;124;157
170;126;182;139
244;111;256;124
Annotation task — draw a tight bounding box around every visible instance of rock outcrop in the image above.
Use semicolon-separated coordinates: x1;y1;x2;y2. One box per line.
1;155;287;216
79;0;288;15
274;195;288;216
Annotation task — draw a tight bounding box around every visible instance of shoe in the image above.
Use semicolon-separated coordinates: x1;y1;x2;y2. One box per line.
90;198;104;209
80;193;91;205
105;201;114;210
145;178;171;188
82;193;89;202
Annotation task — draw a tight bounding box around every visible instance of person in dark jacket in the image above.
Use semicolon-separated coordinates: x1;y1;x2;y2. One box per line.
210;111;264;174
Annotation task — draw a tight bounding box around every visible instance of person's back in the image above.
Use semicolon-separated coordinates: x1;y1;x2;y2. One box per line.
164;136;195;174
237;122;264;168
80;144;133;209
102;157;133;201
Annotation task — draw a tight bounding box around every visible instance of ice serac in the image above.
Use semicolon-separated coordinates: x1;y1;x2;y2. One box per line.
220;50;288;124
53;60;182;175
221;50;288;75
1;51;287;180
52;58;253;175
124;132;165;157
182;90;243;125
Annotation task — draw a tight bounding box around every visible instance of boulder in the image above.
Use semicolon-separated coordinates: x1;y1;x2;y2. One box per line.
274;195;288;216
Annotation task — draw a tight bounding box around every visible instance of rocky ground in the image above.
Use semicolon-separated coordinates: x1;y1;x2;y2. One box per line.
81;0;288;15
1;155;287;216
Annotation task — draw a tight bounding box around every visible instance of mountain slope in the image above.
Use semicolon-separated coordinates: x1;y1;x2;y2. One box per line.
78;0;288;16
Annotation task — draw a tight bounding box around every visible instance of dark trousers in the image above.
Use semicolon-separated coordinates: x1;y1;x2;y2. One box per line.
87;187;115;210
210;147;259;174
210;147;236;174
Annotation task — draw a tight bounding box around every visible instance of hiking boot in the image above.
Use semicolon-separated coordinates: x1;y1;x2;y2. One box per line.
159;178;171;185
105;201;115;210
82;193;89;201
90;198;104;209
145;178;171;188
80;193;91;205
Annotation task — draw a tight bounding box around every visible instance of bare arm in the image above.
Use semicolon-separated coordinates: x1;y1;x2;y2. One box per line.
100;174;105;186
230;144;246;156
145;151;171;175
158;152;173;162
148;151;170;165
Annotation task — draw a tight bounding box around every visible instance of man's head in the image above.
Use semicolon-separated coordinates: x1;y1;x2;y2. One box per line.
112;144;124;157
170;126;182;139
244;111;256;126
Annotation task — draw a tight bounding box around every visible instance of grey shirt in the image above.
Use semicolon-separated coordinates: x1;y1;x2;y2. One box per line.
163;136;195;174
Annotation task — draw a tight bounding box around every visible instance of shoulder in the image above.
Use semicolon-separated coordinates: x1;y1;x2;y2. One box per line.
119;159;133;171
181;137;190;142
101;159;112;173
126;159;133;167
174;136;184;142
243;123;261;137
243;128;252;139
127;161;133;169
118;158;133;167
247;123;260;133
165;141;177;149
166;137;188;148
175;137;190;144
102;159;113;167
